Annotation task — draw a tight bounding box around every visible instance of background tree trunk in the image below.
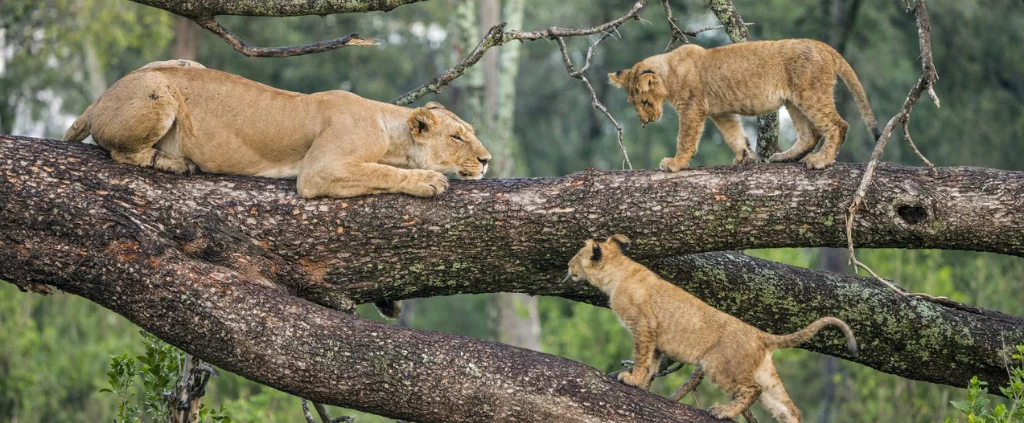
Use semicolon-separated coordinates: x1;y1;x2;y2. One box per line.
173;16;201;61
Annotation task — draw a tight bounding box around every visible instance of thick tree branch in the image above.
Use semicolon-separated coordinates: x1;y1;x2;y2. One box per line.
3;135;1024;399
130;0;423;57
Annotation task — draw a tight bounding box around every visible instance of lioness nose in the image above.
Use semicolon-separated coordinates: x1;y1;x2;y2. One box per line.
478;157;490;165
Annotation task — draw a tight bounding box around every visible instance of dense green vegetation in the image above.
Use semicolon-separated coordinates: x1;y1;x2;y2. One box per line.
1;0;1022;421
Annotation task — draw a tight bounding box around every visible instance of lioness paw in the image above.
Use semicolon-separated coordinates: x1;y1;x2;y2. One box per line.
801;153;833;170
659;157;689;172
407;170;448;197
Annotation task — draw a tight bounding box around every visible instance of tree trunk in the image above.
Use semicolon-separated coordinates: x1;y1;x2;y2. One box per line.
2;135;1022;411
173;15;202;61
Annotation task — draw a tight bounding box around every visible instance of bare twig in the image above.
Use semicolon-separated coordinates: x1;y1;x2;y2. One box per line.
669;367;705;402
556;33;633;169
660;0;754;51
845;0;940;299
391;0;648;105
302;399;318;423
192;17;378;58
302;399;355;423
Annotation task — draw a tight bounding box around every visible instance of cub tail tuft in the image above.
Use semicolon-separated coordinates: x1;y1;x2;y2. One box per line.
62;103;95;143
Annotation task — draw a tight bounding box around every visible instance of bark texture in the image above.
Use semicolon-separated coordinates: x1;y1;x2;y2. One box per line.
129;0;425;18
2;134;1023;412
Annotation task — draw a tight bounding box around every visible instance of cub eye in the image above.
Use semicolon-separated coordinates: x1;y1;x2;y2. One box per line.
452;134;464;142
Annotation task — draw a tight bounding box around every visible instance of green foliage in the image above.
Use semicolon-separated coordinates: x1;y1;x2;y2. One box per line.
946;345;1024;423
136;331;184;421
100;353;142;423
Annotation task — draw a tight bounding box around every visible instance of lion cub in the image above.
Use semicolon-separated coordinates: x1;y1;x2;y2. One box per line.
609;39;880;170
566;235;858;422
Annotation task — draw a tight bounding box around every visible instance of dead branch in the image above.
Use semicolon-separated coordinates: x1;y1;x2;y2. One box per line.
192;18;378;58
845;0;940;297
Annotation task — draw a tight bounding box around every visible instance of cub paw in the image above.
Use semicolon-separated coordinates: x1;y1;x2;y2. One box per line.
801;153;833;170
733;149;757;165
768;152;795;163
659;157;689;172
616;370;648;389
707;404;731;419
407;170;449;197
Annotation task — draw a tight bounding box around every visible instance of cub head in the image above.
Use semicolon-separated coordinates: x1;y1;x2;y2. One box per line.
565;234;631;285
407;102;491;180
608;66;669;127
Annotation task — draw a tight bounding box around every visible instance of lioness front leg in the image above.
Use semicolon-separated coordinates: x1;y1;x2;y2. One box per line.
661;104;707;172
298;161;448;199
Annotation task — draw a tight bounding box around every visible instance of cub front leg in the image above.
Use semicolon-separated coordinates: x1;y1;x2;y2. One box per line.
661;101;708;172
298;161;448;199
618;317;659;389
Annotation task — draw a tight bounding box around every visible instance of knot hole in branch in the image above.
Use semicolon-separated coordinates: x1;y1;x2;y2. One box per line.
897;204;929;225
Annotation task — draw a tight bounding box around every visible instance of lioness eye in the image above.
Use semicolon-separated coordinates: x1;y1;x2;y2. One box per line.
452;135;464;142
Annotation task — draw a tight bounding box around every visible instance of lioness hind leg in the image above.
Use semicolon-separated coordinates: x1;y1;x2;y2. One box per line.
770;103;820;163
111;148;198;174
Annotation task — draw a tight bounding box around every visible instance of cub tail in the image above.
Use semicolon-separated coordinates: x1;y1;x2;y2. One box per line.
829;48;881;141
62;103;95;143
766;316;858;356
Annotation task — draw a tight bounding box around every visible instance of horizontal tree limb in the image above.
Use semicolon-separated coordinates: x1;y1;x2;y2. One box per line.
129;0;426;18
2;134;1023;408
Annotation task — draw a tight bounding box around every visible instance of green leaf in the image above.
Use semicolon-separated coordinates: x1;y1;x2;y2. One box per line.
951;400;973;413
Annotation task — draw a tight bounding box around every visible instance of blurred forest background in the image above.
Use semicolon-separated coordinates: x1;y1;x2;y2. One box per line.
1;0;1023;421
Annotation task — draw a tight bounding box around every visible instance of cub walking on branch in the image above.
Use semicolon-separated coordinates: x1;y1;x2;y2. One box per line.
64;60;492;199
609;39;880;171
565;235;858;422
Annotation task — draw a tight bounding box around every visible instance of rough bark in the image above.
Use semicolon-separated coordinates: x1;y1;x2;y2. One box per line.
2;135;1023;401
129;0;425;18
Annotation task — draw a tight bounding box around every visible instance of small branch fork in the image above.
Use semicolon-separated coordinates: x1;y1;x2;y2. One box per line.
660;0;753;52
845;0;941;300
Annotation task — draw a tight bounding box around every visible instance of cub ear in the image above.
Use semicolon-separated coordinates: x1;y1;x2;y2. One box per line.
590;241;603;262
408;107;437;137
608;234;631;253
636;70;659;93
424;101;446;110
608;70;629;88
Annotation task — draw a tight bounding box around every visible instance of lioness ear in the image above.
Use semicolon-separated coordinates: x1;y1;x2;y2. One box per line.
424;101;446;110
608;70;629;88
408;107;437;137
590;241;603;262
637;70;659;93
608;234;631;253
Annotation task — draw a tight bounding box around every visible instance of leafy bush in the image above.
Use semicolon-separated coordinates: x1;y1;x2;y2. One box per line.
946;345;1024;423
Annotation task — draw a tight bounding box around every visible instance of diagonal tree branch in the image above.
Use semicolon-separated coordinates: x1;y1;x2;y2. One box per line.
846;0;940;294
2;135;1023;398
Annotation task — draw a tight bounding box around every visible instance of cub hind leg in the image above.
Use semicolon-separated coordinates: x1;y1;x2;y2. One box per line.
87;71;197;174
754;355;801;423
711;114;755;164
770;103;821;163
790;90;849;170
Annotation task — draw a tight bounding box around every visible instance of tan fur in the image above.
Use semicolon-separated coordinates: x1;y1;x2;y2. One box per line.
63;60;492;198
566;235;858;422
608;39;880;170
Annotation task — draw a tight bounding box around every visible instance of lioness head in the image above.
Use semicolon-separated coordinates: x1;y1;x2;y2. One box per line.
407;102;491;180
608;67;669;127
565;234;631;286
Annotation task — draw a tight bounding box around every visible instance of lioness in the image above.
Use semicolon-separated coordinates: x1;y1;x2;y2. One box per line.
565;235;858;422
609;39;880;170
63;60;492;198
